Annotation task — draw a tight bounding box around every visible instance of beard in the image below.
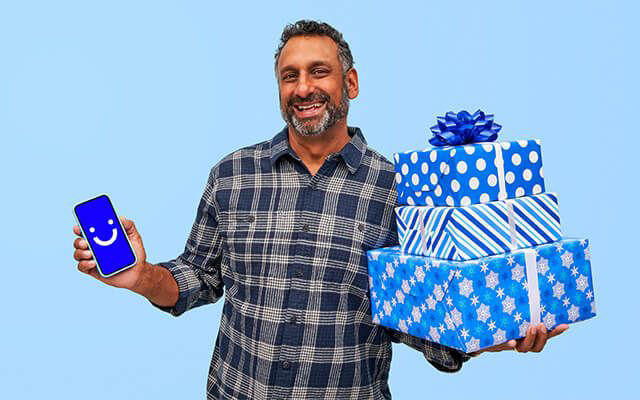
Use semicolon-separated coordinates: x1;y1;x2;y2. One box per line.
280;84;349;137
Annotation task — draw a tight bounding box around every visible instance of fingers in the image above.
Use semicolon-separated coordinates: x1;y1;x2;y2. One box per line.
74;237;88;250
119;216;135;235
531;325;548;352
77;259;96;273
515;326;537;352
73;224;83;237
549;324;569;339
73;247;93;262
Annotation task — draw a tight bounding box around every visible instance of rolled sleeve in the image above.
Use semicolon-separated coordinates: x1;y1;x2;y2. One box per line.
386;329;471;373
150;167;225;316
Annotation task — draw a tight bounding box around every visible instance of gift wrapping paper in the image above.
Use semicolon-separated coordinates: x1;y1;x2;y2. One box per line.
396;192;562;260
394;139;545;206
367;238;595;353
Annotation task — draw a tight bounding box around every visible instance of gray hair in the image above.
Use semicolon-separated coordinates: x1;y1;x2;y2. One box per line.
274;20;354;78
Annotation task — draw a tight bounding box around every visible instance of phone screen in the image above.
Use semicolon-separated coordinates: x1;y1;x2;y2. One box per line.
73;194;137;277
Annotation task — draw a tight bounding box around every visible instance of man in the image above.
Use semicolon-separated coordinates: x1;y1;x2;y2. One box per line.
73;20;568;399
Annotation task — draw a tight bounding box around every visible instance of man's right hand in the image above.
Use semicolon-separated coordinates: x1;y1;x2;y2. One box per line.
73;216;148;291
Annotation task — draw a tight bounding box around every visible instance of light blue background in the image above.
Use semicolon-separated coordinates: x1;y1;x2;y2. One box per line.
1;1;637;398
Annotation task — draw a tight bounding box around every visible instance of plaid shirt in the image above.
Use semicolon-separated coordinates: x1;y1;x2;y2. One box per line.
153;126;469;399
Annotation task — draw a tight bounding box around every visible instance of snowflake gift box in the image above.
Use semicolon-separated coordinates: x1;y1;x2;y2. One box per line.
393;139;545;207
366;238;596;353
396;192;562;260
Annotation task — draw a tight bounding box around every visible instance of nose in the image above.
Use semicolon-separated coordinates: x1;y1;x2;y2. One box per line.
293;72;314;99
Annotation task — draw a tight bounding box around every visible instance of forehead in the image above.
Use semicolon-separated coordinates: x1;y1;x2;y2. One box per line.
277;35;339;71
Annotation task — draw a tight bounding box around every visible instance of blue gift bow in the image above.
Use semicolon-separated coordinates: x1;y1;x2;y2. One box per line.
429;110;502;146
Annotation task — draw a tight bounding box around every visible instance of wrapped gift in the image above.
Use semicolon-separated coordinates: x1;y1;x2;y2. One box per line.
396;192;562;260
394;110;545;206
366;238;595;353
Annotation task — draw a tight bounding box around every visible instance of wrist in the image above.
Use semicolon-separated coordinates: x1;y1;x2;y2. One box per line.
131;262;155;297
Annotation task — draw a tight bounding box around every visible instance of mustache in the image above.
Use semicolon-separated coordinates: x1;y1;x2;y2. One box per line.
286;91;330;109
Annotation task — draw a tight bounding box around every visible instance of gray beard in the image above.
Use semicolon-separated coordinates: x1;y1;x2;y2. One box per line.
281;85;350;137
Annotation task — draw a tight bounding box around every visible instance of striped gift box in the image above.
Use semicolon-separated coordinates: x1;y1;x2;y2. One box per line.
396;192;562;260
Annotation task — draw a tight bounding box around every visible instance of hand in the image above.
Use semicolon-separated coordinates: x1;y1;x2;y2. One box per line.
469;323;569;356
73;216;148;291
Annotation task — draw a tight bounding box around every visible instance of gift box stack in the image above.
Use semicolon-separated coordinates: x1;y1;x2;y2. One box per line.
367;110;596;353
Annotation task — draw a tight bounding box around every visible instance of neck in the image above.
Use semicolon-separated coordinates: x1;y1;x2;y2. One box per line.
287;120;350;175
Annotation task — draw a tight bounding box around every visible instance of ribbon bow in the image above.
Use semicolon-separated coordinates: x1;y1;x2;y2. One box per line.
429;110;502;146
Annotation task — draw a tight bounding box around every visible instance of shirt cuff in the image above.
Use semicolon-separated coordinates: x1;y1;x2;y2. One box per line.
148;260;204;317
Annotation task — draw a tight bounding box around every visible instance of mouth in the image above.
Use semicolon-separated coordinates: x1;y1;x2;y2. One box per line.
292;100;327;119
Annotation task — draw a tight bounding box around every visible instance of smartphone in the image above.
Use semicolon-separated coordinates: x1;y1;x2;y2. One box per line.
73;194;137;277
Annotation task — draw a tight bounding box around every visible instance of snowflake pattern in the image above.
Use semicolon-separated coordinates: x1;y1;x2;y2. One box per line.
537;257;550;276
552;282;565;299
450;308;463;327
485;271;500;289
459;278;474;298
576;274;589;292
412;306;422;323
466;338;480;352
493;329;506;344
567;305;580;322
385;262;395;278
429;326;441;343
584;246;591;261
368;239;595;353
402;280;411;294
511;264;525;282
543;312;556;330
502;296;516;315
561;251;574;268
477;303;491;323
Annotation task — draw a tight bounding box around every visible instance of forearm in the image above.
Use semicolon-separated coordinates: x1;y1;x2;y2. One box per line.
132;262;180;307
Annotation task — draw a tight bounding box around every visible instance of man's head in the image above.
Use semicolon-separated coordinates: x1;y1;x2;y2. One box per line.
275;20;358;137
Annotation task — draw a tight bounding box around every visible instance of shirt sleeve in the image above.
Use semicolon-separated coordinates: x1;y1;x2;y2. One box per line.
150;167;225;316
385;329;471;372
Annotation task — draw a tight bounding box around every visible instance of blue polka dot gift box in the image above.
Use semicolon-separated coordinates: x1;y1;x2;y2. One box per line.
396;192;562;260
366;238;596;353
394;110;545;207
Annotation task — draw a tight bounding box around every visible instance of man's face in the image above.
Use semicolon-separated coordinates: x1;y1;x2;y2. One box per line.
277;35;350;137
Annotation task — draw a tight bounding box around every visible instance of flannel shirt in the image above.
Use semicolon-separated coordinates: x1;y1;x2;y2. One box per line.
153;126;469;399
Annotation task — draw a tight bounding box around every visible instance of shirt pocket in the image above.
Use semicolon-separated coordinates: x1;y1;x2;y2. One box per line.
223;210;293;281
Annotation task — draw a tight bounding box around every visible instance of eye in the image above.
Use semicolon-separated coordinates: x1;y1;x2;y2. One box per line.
282;73;297;82
89;227;95;233
312;68;329;76
108;219;114;225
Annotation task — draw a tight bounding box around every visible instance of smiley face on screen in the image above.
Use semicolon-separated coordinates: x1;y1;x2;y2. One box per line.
89;219;118;246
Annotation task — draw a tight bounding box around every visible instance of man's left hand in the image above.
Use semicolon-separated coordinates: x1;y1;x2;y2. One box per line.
470;323;569;356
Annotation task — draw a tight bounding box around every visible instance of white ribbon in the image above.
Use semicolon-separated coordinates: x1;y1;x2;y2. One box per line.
523;249;541;325
505;200;518;251
492;142;507;200
418;208;428;256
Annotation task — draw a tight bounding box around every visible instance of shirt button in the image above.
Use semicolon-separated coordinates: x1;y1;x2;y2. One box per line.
295;270;303;278
282;361;291;370
246;215;255;223
358;223;365;232
302;224;310;232
290;315;297;324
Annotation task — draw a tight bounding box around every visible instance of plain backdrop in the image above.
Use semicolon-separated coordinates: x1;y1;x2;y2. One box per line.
1;1;638;399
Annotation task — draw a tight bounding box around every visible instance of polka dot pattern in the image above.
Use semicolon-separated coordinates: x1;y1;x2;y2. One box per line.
394;139;545;206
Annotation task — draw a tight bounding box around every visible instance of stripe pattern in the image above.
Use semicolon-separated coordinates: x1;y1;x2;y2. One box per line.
396;193;562;260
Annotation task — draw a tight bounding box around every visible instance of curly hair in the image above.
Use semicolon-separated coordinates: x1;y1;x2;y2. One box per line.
274;20;354;78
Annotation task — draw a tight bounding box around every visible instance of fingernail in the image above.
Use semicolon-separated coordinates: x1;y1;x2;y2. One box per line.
89;260;95;267
84;251;92;258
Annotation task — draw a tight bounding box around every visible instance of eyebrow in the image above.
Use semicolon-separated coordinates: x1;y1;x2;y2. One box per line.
279;60;333;75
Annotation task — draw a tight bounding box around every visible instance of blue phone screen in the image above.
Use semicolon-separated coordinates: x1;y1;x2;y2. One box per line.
74;195;136;276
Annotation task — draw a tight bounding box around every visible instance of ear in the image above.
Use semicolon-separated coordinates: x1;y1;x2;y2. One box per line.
345;67;359;100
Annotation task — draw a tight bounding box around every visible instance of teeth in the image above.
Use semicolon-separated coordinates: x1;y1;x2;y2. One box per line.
296;102;323;111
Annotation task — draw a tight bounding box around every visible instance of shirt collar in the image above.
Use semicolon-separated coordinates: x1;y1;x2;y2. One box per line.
269;126;367;174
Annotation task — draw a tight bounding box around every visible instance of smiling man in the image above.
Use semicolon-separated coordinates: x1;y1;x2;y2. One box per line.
73;20;567;399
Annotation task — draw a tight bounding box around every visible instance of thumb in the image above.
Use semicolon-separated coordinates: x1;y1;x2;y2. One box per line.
119;216;139;238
